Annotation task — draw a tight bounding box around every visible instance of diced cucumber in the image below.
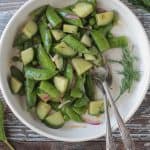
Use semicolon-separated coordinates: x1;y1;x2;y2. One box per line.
39;81;61;102
55;42;77;57
72;2;93;18
63;24;78;34
10;77;22;94
36;101;51;120
21;48;34;65
81;34;92;47
72;58;93;76
84;54;96;61
51;30;64;41
54;76;68;94
89;101;104;116
53;54;64;71
22;20;38;39
96;11;114;26
44;112;64;129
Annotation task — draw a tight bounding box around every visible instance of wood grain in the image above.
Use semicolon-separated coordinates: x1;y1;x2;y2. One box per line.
0;0;150;149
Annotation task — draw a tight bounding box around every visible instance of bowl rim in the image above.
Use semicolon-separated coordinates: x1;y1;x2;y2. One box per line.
0;0;150;142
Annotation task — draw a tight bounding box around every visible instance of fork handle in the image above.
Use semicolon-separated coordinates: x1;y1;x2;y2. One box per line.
104;94;116;150
103;81;135;150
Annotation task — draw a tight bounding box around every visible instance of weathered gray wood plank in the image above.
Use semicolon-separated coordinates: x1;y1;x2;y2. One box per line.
0;0;150;143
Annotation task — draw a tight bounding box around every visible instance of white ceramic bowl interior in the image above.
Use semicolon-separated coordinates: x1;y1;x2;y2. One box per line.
0;0;150;142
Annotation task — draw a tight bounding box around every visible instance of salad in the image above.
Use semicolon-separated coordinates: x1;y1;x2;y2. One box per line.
8;0;139;129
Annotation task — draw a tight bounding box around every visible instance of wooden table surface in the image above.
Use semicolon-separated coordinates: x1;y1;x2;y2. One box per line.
0;0;150;149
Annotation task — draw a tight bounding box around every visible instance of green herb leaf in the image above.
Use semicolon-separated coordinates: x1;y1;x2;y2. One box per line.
116;47;140;100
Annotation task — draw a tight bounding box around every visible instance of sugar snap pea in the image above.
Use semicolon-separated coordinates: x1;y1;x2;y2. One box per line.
25;67;58;80
46;6;62;28
57;9;83;27
39;81;61;102
63;35;89;54
39;19;52;53
25;79;37;108
109;36;128;48
37;44;56;71
0;101;15;150
65;64;73;87
91;30;110;52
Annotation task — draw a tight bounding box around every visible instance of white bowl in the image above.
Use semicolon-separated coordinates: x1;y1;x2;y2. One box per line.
0;0;150;142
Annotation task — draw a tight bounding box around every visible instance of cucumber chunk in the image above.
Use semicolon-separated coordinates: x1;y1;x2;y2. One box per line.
84;54;96;61
44;112;64;129
96;11;114;26
51;30;64;41
89;101;104;116
72;2;93;18
63;24;78;34
54;76;68;94
10;77;22;94
81;34;92;47
53;54;64;71
72;58;93;76
39;81;61;102
55;42;77;57
22;20;38;39
21;48;34;65
37;101;51;120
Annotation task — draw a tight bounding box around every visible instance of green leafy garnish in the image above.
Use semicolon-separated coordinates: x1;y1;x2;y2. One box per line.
116;47;140;100
128;0;150;12
0;101;15;150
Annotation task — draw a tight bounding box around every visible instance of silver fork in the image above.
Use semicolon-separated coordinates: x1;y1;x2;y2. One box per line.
92;67;135;150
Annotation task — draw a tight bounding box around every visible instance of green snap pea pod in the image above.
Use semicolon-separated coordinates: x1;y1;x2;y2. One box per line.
98;23;113;36
65;107;83;122
74;96;89;108
109;36;128;48
25;79;37;108
32;35;41;47
85;74;95;99
73;106;87;115
57;9;83;27
39;20;52;53
91;30;110;53
25;67;58;80
70;88;83;98
10;66;24;82
39;81;61;102
14;33;28;49
65;64;73;87
24;41;33;49
30;6;47;21
76;76;86;91
37;44;56;71
46;6;62;28
0;101;15;150
63;35;89;54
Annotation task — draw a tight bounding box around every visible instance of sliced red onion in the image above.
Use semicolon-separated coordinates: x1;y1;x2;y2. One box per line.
38;93;50;102
82;113;101;125
96;8;106;13
65;14;79;19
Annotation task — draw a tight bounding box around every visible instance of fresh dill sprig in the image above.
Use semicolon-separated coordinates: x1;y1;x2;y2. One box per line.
109;47;140;100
